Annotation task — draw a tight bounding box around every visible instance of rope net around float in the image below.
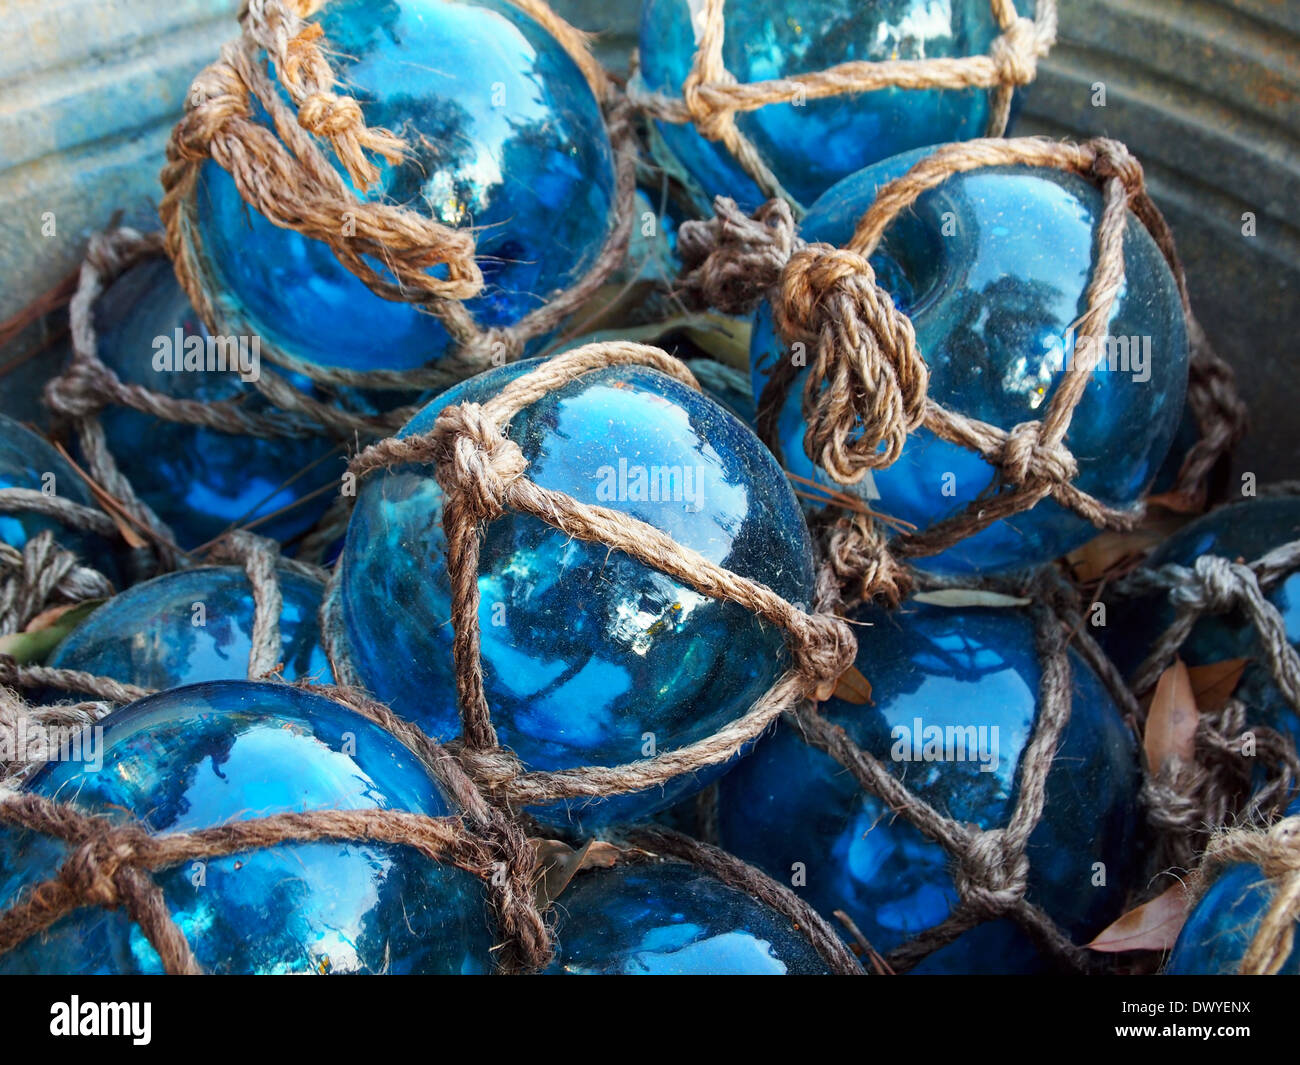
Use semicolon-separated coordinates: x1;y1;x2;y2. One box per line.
1191;812;1300;976
158;0;638;424
631;0;1060;217
1104;488;1300;879
673;134;1248;609
0;529;861;975
1;0;1288;976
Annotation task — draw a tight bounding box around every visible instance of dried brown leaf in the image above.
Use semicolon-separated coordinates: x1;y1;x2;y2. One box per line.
1144;659;1199;772
1186;657;1249;714
831;665;873;705
1087;883;1191;953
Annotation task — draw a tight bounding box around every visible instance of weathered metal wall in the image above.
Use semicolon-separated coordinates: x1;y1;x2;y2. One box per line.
0;0;239;322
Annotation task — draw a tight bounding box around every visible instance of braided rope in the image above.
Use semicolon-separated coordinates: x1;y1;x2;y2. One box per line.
334;341;856;807
631;0;1058;215
159;0;638;423
675;136;1243;593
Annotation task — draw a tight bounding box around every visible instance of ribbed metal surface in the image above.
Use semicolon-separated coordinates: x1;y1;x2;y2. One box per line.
1018;0;1300;483
0;0;238;322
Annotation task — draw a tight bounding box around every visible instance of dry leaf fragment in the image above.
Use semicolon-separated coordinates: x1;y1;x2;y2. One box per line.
1144;659;1199;773
1087;883;1191;953
832;665;873;705
1185;657;1249;714
530;838;623;911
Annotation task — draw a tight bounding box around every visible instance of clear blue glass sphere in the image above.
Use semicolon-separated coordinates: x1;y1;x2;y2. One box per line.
543;862;830;974
93;258;343;549
0;681;491;974
195;0;616;372
718;602;1143;973
1099;496;1300;748
48;565;332;690
1166;799;1300;975
0;413;115;575
639;0;1031;211
750;146;1189;574
340;357;815;825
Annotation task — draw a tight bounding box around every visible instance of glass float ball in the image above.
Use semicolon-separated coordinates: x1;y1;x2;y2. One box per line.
639;0;1032;211
93;258;341;549
195;0;616;373
750;146;1189;575
48;565;332;690
1165;801;1300;975
0;681;491;974
543;862;829;974
1099;496;1300;746
340;357;815;826
0;413;114;575
718;603;1143;973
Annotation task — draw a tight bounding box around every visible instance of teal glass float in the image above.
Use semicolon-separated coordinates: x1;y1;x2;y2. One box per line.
48;565;332;690
340;358;815;825
544;862;829;974
750;146;1189;574
717;602;1143;973
639;0;1032;211
1165;800;1300;975
0;681;491;974
1100;496;1300;746
93;258;342;549
0;412;114;574
195;0;616;373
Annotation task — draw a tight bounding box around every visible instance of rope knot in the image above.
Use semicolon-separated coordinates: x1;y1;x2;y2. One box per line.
955;829;1029;917
678;197;797;314
1089;139;1145;197
999;421;1077;487
1179;554;1253;615
298;92;365;137
450;743;526;790
682;69;736;143
431;403;528;522
774;243;928;476
43;360;113;420
789;612;858;701
58;827;147;909
989;16;1040;86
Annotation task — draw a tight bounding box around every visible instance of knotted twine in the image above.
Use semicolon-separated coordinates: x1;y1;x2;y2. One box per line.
1107;501;1300;871
770;567;1142;973
674;136;1246;606
160;0;639;427
631;0;1059;216
0;682;550;974
332;341;855;808
1190;814;1300;976
0;531;861;974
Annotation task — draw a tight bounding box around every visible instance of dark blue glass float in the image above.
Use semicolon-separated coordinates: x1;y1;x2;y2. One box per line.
195;0;616;373
750;146;1189;574
1099;496;1300;747
639;0;1031;211
48;565;332;690
0;412;114;575
340;358;814;825
1165;800;1300;975
0;681;491;974
543;862;829;974
717;602;1143;973
93;258;342;549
